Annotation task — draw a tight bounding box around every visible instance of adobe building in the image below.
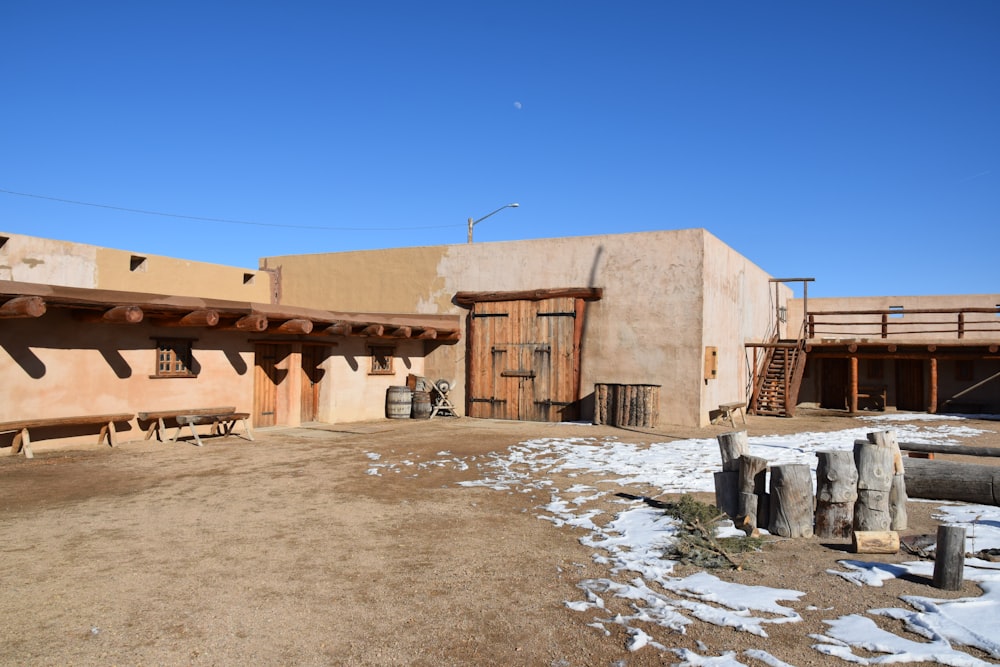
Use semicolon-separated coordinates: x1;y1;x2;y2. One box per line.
262;228;783;428
778;294;1000;415
0;231;461;452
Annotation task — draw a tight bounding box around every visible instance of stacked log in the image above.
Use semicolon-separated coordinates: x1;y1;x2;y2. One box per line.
815;450;858;539
853;436;894;532
593;384;660;428
867;430;908;530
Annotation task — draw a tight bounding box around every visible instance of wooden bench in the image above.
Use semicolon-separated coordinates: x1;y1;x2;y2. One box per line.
714;401;747;428
171;412;254;447
137;407;237;442
855;385;887;411
0;413;135;459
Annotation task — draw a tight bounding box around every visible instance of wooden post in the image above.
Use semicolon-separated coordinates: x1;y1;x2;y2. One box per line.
929;357;938;414
848;356;859;413
853;437;894;531
768;464;814;538
717;431;748;472
815;450;858;539
867;430;907;530
932;525;966;590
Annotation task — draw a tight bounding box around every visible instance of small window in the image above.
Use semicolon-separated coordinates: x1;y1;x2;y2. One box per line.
955;360;974;382
0;236;8;251
155;339;195;377
243;272;255;285
865;359;884;380
369;346;394;375
889;305;904;319
130;255;148;272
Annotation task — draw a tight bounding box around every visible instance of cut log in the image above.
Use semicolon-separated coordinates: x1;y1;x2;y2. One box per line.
890;473;908;531
899;441;1000;458
717;431;749;472
737;491;760;535
768;464;814;538
714;471;739;519
0;295;46;318
868;430;904;475
815;450;858;539
903;458;1000;505
360;324;385;337
738;455;768;494
933;525;966;590
852;530;900;554
853;438;893;531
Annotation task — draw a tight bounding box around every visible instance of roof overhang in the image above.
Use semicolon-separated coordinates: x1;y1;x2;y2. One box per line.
0;280;461;341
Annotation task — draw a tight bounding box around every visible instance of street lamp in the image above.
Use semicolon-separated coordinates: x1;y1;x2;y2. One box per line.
467;203;519;243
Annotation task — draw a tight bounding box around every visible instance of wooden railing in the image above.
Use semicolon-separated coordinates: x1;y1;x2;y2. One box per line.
806;307;1000;340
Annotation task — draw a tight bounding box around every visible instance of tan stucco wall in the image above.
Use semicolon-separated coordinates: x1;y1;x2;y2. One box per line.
264;229;780;427
701;232;790;423
0;311;256;451
0;231;271;301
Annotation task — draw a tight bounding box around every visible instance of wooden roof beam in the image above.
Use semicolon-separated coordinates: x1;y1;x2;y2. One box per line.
0;296;46;319
76;305;144;324
271;318;314;335
150;309;221;327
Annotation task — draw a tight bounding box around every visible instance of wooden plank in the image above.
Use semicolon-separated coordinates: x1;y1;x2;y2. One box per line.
0;413;134;431
454;287;603;306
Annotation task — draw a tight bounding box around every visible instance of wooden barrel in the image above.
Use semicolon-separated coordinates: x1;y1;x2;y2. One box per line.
411;391;432;419
386;386;412;419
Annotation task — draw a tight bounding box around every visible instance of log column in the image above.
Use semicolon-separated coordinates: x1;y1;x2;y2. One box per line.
853;437;893;531
867;430;907;530
815;450;858;539
714;431;748;519
768;464;814;538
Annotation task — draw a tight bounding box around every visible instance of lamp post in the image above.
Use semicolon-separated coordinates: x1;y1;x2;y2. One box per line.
467;203;519;243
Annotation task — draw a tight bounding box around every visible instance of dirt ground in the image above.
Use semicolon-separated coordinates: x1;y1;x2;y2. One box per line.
1;409;998;667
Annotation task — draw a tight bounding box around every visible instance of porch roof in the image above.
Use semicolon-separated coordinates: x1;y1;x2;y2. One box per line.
0;280;461;341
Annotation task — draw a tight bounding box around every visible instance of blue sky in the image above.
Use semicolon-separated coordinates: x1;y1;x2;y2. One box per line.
2;2;997;298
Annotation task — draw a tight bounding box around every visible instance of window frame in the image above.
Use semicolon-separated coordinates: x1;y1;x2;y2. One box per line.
153;338;197;378
368;345;395;375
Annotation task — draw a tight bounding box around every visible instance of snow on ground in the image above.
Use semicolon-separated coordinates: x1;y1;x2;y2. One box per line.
367;416;1000;665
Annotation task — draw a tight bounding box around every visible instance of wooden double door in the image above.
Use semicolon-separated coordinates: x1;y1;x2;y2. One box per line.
254;343;328;427
467;297;582;422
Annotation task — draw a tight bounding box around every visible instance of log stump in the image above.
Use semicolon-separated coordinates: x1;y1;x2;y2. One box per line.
738;454;769;532
768;464;814;538
717;431;749;472
868;430;908;530
853;438;893;532
714;471;740;519
933;525;966;590
815;450;858;539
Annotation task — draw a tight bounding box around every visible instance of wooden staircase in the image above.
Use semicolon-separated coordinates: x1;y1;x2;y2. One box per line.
749;340;807;417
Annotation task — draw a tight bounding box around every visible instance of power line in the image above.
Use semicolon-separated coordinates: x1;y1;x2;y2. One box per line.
0;187;463;231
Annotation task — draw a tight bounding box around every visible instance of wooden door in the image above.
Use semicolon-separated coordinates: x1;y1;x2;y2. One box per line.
468;297;580;422
820;358;848;409
896;359;925;411
300;345;327;423
254;343;289;427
